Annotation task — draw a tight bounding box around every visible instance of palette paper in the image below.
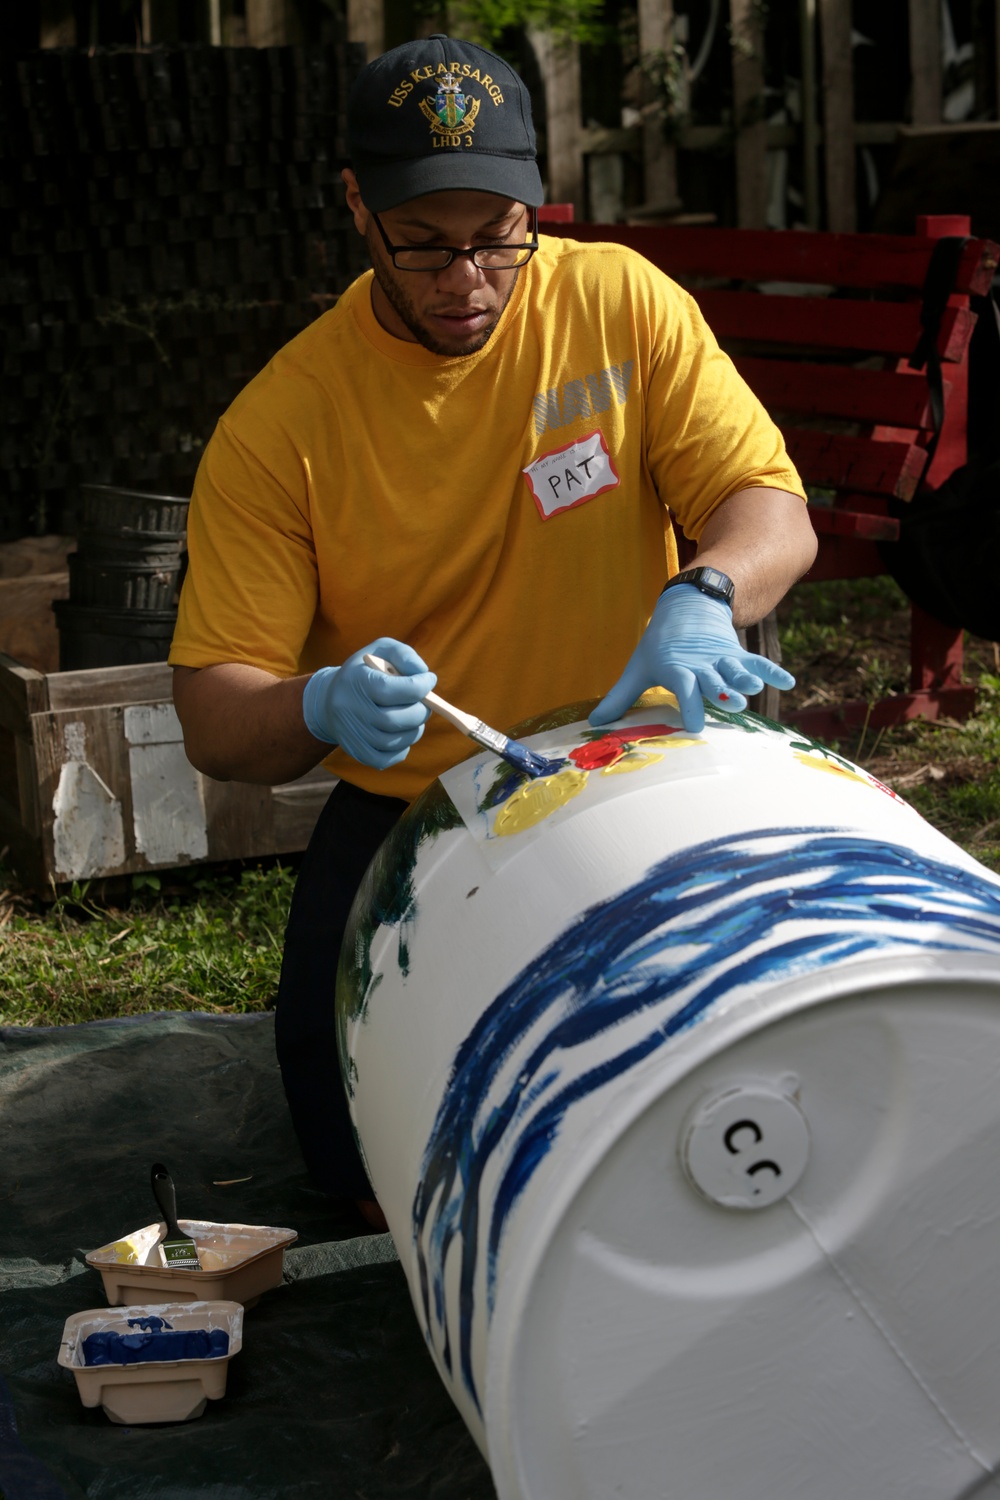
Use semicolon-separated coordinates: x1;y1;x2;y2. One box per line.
438;700;722;871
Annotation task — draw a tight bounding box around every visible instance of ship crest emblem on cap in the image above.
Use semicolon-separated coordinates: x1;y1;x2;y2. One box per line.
419;70;481;141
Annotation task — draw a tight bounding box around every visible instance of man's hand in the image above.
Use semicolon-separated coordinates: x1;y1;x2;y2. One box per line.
302;638;437;769
590;585;795;734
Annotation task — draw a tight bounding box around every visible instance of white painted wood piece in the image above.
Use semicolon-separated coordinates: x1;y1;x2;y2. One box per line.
52;758;125;880
126;703;209;866
128;742;209;866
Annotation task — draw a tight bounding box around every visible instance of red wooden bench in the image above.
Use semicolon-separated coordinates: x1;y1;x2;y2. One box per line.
553;211;999;739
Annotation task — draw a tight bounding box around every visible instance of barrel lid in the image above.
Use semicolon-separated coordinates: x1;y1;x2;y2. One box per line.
488;971;1000;1499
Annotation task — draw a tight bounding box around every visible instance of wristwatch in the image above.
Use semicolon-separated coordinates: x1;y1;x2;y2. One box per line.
661;566;736;608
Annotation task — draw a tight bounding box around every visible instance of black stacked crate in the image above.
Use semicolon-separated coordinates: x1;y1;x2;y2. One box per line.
0;40;367;542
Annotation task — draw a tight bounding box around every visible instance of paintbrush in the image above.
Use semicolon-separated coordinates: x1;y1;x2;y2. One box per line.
363;654;563;780
150;1162;202;1270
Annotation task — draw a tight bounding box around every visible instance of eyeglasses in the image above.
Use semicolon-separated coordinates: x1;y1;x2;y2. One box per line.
370;208;538;272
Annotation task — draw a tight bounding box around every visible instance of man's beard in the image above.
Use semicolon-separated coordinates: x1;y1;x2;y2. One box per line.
367;233;519;357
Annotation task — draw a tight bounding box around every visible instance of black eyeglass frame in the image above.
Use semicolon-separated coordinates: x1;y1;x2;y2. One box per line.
370;207;539;272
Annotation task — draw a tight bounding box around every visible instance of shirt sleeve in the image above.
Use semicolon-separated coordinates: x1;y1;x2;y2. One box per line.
169;415;320;676
640;268;807;541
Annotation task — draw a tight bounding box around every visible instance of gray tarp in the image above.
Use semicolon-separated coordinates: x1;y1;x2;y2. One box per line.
0;1012;495;1500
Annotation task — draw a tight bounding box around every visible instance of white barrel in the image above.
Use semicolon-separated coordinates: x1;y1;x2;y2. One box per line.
337;701;1000;1500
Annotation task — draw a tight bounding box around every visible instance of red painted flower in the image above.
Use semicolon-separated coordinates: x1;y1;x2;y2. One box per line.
569;724;677;770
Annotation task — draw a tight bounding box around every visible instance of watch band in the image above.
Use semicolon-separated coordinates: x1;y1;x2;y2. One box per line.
661;566;736;608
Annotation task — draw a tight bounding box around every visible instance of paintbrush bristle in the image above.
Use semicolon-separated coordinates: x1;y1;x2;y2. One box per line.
503;741;564;779
468;720;562;780
471;727;563;780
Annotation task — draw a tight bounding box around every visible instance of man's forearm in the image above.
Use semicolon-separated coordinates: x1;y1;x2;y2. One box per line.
172;663;331;785
690;486;817;628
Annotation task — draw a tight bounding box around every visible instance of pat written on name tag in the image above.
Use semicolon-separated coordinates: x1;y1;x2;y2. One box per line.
522;430;620;519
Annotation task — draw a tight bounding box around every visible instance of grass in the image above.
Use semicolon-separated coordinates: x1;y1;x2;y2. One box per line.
868;681;1000;872
2;577;998;1026
778;575;1000;873
0;862;297;1027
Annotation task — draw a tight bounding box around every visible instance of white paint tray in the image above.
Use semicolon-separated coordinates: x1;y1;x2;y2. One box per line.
58;1300;243;1424
86;1219;297;1307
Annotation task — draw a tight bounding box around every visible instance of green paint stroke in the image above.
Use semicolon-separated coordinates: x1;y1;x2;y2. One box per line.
336;780;464;1047
507;699;601;738
704;701;786;735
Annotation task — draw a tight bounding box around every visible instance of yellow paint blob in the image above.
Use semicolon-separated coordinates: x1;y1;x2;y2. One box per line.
494;769;588;836
599;736;703;775
636;688;680;711
642;736;702;750
792;750;868;785
602;751;665;775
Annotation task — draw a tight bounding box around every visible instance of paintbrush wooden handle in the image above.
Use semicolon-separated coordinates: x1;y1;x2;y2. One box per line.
363;653;481;737
423;691;481;736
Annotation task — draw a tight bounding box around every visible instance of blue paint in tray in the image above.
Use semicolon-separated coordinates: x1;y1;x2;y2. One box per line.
83;1326;229;1366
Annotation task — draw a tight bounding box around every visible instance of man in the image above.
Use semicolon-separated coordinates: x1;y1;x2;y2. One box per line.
170;34;817;1225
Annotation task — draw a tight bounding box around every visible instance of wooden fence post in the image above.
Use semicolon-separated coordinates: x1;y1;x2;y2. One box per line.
819;0;855;231
39;0;76;46
141;0;180;43
637;0;679;212
348;0;385;62
206;0;222;45
730;0;768;228
530;29;584;215
246;0;300;46
799;0;820;228
909;0;942;123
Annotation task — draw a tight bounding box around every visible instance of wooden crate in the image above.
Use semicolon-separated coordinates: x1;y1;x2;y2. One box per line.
0;652;335;890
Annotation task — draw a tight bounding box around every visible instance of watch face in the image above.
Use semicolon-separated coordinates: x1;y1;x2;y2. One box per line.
671;567;735;604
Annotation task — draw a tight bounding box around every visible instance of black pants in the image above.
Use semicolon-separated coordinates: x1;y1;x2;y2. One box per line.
274;779;407;1199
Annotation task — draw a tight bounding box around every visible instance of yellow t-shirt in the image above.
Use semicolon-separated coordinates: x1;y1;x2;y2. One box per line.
170;236;805;802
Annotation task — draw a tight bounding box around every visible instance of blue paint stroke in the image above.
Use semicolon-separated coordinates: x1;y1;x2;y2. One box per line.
410;828;1000;1412
496;738;564;780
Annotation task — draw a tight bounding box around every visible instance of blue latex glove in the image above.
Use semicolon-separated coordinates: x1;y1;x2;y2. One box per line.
590;585;795;734
302;638;437;770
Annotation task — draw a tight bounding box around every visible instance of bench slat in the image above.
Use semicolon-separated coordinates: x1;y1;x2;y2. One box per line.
733;356;937;427
560;223;998;294
695;288;973;362
784;428;928;500
807;505;900;541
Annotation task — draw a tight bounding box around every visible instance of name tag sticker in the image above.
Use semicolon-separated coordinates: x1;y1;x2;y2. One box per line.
523;430;620;519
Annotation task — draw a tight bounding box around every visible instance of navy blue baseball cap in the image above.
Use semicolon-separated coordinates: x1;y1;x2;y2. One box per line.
347;35;544;211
